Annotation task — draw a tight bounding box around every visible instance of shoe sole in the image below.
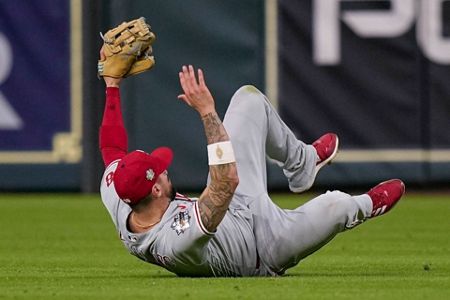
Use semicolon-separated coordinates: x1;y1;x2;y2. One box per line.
290;135;339;193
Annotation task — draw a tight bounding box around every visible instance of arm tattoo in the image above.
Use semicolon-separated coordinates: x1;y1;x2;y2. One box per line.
201;112;228;144
199;164;236;231
198;112;238;232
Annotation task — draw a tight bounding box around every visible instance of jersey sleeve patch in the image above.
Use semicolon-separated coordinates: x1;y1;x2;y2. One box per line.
171;209;192;235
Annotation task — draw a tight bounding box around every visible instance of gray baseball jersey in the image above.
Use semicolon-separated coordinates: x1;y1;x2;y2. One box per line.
100;160;274;276
99;85;372;277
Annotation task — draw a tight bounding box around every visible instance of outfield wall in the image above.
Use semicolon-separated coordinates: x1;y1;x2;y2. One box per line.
0;0;449;191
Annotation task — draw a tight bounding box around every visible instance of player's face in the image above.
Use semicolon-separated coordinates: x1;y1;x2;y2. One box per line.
158;170;176;201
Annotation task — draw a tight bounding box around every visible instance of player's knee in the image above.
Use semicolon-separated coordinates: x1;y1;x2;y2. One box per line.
237;85;263;95
230;85;266;111
323;191;354;213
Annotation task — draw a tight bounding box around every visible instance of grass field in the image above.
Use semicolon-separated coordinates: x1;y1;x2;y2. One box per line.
0;192;449;299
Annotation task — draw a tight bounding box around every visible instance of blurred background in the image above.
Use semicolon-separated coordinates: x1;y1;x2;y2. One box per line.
0;0;449;193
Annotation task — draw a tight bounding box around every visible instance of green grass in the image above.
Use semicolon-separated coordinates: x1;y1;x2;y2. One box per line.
0;192;449;299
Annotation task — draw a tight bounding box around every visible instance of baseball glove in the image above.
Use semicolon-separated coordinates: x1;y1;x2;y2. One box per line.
98;17;156;78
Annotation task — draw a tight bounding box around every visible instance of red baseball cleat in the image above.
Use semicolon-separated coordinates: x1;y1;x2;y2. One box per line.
366;179;405;218
287;133;339;193
313;133;339;172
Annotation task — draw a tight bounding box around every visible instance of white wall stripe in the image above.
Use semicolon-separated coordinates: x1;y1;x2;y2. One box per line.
265;0;278;109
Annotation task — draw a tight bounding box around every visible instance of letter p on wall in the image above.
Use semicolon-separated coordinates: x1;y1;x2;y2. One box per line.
313;0;450;65
0;32;23;130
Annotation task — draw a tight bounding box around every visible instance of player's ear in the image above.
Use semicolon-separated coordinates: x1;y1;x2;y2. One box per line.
152;183;162;198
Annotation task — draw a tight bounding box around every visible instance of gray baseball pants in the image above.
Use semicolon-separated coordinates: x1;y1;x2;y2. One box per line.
223;85;372;274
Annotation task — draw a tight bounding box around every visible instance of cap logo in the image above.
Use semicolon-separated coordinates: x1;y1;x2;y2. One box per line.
146;169;155;181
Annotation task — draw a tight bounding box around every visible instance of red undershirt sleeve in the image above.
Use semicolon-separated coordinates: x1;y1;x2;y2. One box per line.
99;87;128;167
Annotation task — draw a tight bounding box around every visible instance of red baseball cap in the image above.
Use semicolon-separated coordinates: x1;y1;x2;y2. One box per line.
113;147;173;204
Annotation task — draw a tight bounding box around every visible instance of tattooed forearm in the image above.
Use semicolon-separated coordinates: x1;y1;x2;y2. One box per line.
201;112;229;144
199;163;237;231
197;112;239;232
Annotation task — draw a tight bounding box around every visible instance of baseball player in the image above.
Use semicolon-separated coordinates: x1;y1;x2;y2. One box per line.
98;19;405;277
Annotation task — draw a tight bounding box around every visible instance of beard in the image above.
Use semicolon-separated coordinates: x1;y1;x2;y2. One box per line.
169;184;177;201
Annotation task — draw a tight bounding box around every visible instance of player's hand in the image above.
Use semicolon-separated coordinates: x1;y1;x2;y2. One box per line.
100;46;122;87
178;65;215;116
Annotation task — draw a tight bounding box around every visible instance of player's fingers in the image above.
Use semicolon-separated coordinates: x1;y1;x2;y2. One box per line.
188;65;195;78
177;94;191;106
188;65;199;89
182;65;194;94
179;69;191;94
181;65;189;80
178;71;187;90
198;68;206;88
182;65;189;75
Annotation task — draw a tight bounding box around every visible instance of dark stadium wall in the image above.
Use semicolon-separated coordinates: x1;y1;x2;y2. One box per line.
275;0;450;188
0;0;448;191
119;0;266;191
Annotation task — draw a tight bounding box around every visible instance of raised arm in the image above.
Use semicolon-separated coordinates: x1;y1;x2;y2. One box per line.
178;65;239;232
99;49;128;167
